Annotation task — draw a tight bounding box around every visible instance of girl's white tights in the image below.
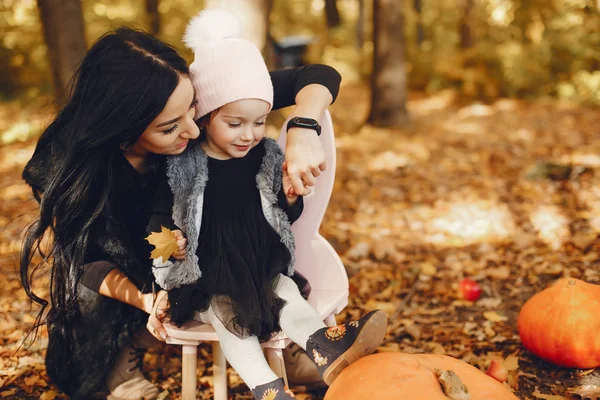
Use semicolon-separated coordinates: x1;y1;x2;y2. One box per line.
199;306;280;388
196;274;326;389
275;274;326;346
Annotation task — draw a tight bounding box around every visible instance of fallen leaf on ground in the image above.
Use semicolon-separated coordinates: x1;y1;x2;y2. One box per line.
532;390;570;400
39;390;58;400
435;369;471;400
567;385;600;400
483;311;508;322
567;375;600;400
504;356;519;371
420;262;437;276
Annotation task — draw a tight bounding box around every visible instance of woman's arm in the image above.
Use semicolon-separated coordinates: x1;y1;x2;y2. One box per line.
269;65;342;197
99;268;169;341
285;84;335;196
270;64;341;111
98;268;148;312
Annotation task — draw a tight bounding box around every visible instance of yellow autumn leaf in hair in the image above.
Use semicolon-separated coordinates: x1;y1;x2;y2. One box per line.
145;226;178;261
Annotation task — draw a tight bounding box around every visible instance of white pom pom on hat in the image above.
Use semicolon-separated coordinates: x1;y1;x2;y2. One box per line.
184;9;274;119
183;9;243;51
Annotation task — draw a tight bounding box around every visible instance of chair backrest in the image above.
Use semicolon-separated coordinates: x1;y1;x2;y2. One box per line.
277;110;348;293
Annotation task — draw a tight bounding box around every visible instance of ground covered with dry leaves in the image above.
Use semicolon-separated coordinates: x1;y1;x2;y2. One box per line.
1;87;599;399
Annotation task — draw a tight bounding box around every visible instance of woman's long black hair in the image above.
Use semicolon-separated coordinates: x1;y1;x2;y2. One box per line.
19;27;189;340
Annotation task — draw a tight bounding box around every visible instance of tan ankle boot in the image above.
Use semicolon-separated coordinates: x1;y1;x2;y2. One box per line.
105;344;159;400
283;343;326;388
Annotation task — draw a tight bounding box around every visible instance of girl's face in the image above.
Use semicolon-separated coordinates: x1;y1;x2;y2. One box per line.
130;76;200;156
202;99;270;160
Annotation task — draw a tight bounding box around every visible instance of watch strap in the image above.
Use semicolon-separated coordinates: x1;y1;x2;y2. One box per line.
286;117;322;136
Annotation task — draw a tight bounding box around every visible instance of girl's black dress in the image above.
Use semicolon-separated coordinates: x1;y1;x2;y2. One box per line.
167;141;306;342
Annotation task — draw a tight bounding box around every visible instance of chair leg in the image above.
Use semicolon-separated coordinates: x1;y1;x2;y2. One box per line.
266;348;288;387
325;314;337;327
212;342;228;400
182;345;198;400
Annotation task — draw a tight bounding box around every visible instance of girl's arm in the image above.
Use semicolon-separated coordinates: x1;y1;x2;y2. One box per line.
279;161;304;224
277;189;304;224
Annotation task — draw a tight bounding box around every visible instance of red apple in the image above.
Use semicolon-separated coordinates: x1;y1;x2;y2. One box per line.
459;278;482;301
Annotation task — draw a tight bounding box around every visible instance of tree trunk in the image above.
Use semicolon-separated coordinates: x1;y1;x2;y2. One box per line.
263;0;276;69
369;0;408;127
356;0;365;49
145;0;161;35
37;0;87;102
460;0;475;49
204;0;271;55
513;0;537;43
325;0;341;28
413;0;425;46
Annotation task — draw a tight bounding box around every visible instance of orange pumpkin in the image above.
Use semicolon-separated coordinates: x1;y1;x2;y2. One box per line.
518;278;600;369
324;353;518;400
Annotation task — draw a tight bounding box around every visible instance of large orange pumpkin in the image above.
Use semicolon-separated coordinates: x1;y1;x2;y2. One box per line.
324;353;518;400
518;277;600;368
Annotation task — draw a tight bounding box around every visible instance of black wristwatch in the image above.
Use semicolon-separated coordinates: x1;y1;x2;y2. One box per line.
286;117;321;136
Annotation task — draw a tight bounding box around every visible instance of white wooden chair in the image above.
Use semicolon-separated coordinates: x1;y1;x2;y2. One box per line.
163;110;349;400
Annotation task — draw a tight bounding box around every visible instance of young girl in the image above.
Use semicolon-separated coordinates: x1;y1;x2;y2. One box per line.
148;11;387;399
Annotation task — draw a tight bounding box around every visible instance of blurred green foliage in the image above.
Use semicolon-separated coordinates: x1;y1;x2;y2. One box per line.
401;0;600;104
0;0;599;104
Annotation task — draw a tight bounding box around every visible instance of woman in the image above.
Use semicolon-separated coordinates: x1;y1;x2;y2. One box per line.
20;26;340;399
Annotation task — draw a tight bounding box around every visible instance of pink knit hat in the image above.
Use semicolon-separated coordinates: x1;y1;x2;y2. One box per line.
183;10;274;119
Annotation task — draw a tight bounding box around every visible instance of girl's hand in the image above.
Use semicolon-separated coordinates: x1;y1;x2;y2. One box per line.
143;290;169;342
172;230;187;261
284;128;326;197
282;161;300;204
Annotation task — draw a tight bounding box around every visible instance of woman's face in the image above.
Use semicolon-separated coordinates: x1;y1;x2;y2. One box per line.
130;76;200;156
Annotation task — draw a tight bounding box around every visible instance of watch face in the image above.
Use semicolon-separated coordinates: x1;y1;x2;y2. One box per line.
293;117;318;127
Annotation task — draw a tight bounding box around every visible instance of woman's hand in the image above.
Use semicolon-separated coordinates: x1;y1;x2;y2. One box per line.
285;128;326;196
143;290;170;342
172;230;187;261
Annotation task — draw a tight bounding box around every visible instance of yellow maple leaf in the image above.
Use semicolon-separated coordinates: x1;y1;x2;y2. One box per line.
145;226;178;261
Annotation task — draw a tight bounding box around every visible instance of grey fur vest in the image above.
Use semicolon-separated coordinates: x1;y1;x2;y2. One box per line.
152;138;296;291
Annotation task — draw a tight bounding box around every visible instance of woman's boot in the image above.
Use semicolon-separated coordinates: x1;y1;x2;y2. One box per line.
105;344;159;400
283;343;326;388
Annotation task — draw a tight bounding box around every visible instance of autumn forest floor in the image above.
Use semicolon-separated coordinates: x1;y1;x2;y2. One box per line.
1;85;599;399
